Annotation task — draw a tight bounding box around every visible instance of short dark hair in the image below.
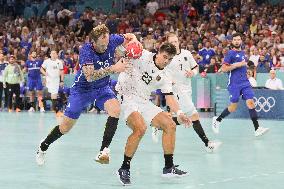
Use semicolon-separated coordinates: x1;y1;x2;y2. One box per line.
232;32;243;39
159;42;177;56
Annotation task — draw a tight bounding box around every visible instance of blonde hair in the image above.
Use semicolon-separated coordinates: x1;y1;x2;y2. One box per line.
89;24;110;42
165;32;177;41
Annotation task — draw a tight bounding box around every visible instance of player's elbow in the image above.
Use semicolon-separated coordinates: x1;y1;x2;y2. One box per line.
221;65;229;72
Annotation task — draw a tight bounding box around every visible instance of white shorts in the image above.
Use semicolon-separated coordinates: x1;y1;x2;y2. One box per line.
175;93;197;116
120;95;164;125
46;78;59;95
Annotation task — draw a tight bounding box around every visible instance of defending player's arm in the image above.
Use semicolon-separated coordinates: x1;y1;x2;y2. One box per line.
165;94;191;127
160;76;191;126
185;52;199;78
82;58;130;82
40;60;47;76
221;61;247;72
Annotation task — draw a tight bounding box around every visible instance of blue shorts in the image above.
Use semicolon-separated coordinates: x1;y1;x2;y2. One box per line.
64;86;116;119
28;78;43;91
228;85;254;103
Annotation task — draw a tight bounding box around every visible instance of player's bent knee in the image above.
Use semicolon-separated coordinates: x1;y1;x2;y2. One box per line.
228;104;238;112
246;100;255;109
133;125;147;138
108;107;120;117
59;116;76;134
162;119;176;133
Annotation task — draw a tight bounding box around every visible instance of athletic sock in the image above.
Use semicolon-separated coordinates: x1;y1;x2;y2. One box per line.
192;120;209;146
249;108;259;131
216;108;230;122
121;155;132;170
164;154;174;169
40;125;63;151
100;116;119;151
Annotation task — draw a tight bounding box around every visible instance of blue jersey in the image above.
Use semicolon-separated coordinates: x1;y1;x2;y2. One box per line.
71;34;124;93
224;50;250;87
25;59;43;79
20;40;32;56
198;48;215;65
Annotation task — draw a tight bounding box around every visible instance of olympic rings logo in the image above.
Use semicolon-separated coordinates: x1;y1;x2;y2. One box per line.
253;96;276;112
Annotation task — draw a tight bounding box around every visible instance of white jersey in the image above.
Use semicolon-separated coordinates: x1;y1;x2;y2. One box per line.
166;49;198;94
116;50;173;100
42;58;63;79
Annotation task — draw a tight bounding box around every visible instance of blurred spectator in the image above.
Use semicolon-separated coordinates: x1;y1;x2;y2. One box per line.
142;30;156;51
205;56;221;73
256;54;270;73
198;41;215;72
249;47;260;67
146;0;159;15
247;69;257;87
265;69;284;90
269;48;281;68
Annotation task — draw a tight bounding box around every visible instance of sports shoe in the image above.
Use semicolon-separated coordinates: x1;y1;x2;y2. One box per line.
36;142;46;166
95;147;110;164
151;127;159;143
117;168;131;185
255;127;269;137
28;107;35;112
212;116;220;134
88;107;97;113
40;107;45;113
205;141;222;153
162;165;189;178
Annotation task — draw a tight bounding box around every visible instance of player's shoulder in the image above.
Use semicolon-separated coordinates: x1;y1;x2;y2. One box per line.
81;42;93;52
226;49;235;56
180;49;193;56
137;49;154;61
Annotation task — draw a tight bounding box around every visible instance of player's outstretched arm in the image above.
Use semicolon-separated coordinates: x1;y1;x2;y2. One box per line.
82;58;130;82
165;95;192;127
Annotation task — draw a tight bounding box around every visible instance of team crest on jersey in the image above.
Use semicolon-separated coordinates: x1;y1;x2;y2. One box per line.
156;75;161;81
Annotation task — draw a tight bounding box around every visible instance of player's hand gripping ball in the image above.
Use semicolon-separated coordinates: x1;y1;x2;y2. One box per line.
126;42;143;59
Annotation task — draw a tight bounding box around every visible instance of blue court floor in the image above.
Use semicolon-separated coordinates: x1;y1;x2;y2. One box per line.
0;112;283;189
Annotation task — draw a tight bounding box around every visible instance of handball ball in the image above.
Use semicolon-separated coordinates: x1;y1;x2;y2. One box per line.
125;42;143;59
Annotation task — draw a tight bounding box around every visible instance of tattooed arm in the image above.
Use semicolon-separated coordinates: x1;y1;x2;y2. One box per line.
82;58;130;82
